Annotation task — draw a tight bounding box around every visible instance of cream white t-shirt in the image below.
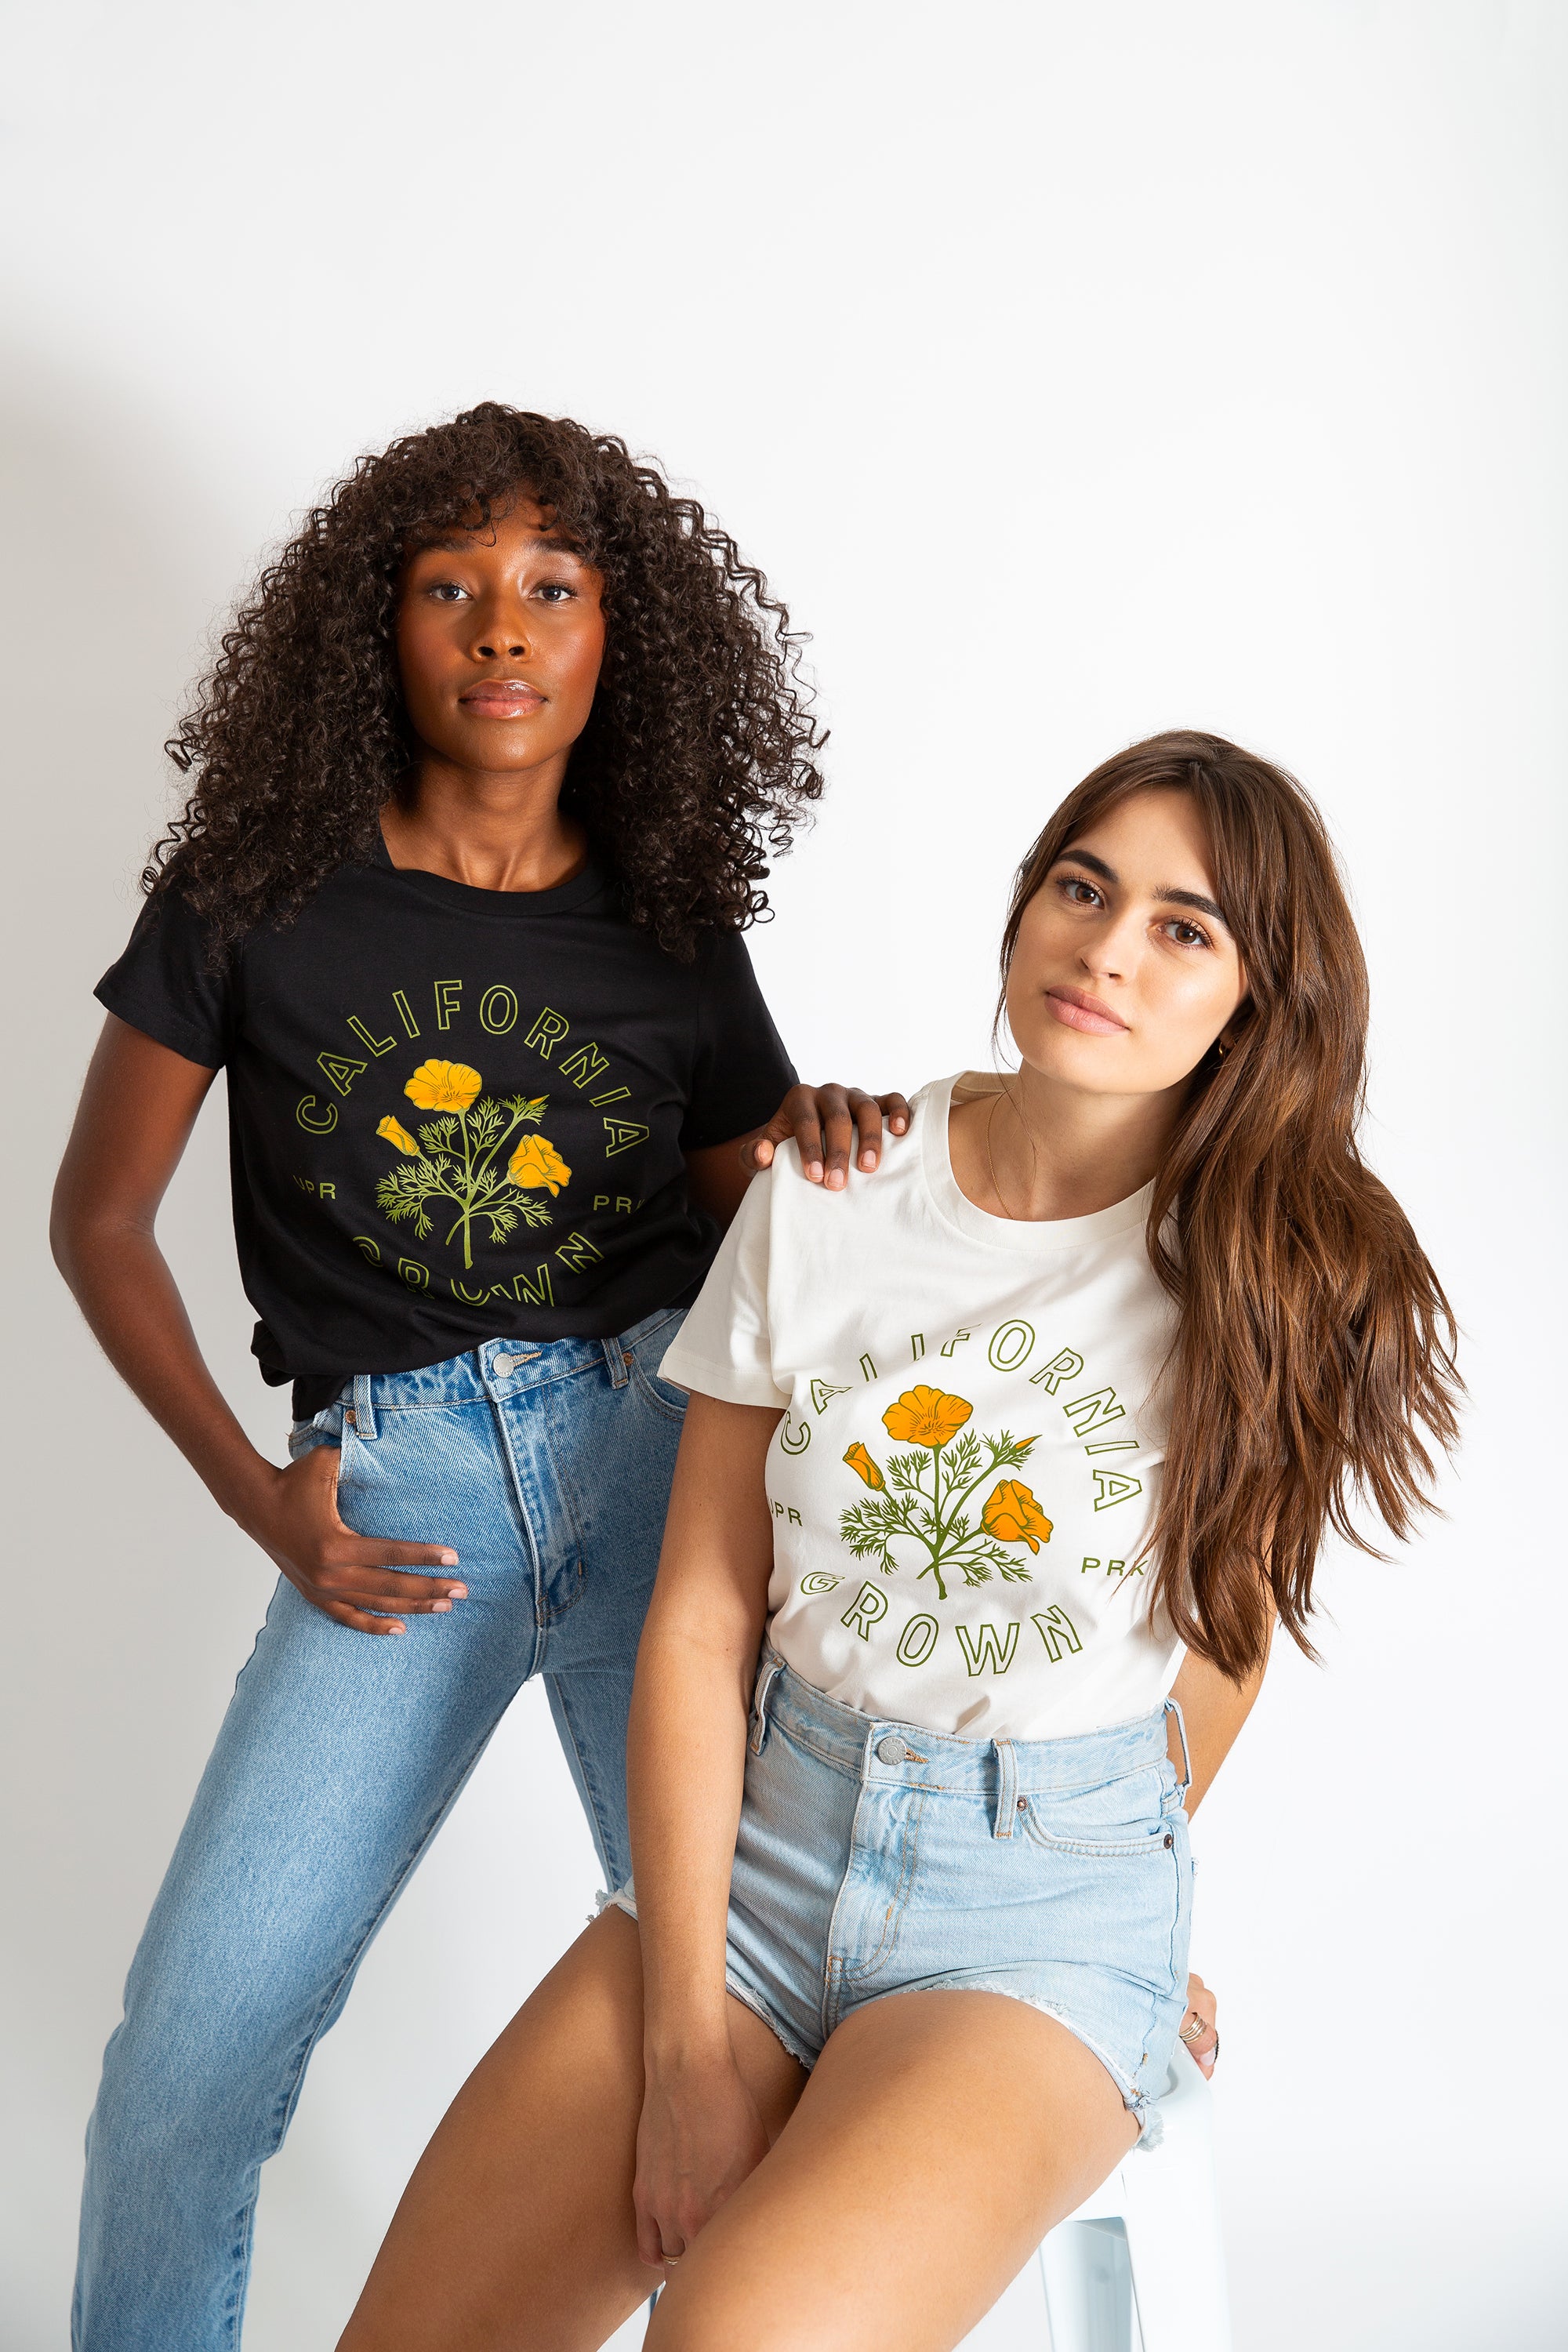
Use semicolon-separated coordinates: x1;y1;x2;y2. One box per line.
659;1074;1185;1740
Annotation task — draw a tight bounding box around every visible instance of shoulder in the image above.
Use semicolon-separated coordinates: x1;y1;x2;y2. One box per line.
763;1080;946;1230
104;878;225;974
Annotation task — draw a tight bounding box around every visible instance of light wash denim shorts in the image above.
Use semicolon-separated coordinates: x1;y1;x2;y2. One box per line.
611;1646;1194;2139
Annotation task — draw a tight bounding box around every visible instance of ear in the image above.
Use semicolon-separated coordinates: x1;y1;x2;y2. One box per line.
1219;992;1254;1054
1212;999;1253;1061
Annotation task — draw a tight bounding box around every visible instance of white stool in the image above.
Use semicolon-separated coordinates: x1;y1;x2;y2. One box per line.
1037;2048;1230;2352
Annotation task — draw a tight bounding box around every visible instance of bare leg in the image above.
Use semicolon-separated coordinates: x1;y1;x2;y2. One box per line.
338;1909;805;2351
648;1990;1138;2352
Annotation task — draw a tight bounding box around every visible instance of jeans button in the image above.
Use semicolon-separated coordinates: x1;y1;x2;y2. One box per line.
875;1734;908;1765
493;1352;519;1376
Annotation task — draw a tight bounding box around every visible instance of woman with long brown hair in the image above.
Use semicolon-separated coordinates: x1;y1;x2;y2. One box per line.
337;730;1458;2352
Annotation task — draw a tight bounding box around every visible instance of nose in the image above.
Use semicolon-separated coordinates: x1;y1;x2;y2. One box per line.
1079;903;1142;982
474;628;528;659
470;587;532;662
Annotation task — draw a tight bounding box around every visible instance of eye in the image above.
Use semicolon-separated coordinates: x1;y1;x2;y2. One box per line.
1162;917;1213;949
533;581;578;603
1054;873;1105;909
426;580;469;603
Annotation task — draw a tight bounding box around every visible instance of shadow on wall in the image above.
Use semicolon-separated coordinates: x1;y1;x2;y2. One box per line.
0;350;286;2346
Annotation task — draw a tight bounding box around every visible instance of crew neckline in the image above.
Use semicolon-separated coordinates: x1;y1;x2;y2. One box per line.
371;829;608;919
918;1073;1153;1255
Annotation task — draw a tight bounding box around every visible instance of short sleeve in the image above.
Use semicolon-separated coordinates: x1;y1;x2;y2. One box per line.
659;1166;789;1408
95;890;232;1069
678;931;797;1151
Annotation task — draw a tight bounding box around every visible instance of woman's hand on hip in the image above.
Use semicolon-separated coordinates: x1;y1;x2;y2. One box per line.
633;2049;771;2272
743;1083;912;1189
1178;1971;1219;2076
239;1443;467;1636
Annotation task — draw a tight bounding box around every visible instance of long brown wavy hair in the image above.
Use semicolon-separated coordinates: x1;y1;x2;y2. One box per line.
1001;731;1460;1679
147;403;825;962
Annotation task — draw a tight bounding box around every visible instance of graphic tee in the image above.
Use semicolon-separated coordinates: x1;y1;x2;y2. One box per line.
659;1074;1183;1740
96;844;795;1410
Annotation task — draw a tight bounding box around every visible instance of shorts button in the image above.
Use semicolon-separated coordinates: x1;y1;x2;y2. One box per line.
1163;1832;1174;1848
876;1734;908;1764
493;1353;520;1376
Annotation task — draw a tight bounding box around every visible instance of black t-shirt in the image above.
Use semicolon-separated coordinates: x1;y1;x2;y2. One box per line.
96;844;796;1414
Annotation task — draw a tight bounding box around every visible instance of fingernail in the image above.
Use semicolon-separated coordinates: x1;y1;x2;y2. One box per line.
440;1553;459;1566
827;1168;845;1189
860;1151;877;1169
450;1584;467;1598
806;1162;822;1180
434;1600;452;1613
391;1624;406;1635
893;1119;907;1132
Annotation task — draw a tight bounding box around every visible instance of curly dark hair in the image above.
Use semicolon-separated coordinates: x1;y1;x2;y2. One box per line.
147;403;826;960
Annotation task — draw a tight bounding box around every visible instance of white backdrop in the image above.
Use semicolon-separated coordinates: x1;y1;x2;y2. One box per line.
3;5;1564;2347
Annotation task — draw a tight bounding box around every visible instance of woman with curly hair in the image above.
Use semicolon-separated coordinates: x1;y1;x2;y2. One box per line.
53;403;906;2352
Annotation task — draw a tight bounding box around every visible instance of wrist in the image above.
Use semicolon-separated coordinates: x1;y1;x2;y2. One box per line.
212;1447;282;1531
643;2009;735;2082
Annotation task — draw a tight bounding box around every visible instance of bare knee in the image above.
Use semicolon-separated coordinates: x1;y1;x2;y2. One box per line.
648;2278;834;2352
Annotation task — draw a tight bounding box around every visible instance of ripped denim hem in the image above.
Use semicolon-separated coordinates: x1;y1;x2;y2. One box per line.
925;1981;1165;2150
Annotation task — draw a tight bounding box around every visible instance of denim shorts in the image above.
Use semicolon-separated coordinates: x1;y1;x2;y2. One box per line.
612;1646;1194;2139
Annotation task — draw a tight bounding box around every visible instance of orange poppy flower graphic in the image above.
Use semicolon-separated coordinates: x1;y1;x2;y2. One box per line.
843;1441;886;1490
507;1133;572;1196
981;1479;1054;1553
376;1068;557;1270
881;1385;973;1450
404;1059;483;1113
840;1391;1043;1600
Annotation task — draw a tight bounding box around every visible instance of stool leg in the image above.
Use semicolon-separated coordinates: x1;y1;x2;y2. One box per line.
1040;2216;1136;2351
1119;2155;1230;2352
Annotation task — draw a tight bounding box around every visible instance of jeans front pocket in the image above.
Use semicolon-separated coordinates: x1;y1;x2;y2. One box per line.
288;1397;347;1462
1019;1760;1176;1859
625;1316;689;1425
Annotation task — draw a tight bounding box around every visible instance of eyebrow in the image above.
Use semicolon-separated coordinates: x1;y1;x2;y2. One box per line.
1054;844;1230;931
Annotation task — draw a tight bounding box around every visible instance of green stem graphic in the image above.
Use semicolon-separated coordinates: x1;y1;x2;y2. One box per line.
911;1442;1014;1595
470;1108;524;1194
459;1109;477;1266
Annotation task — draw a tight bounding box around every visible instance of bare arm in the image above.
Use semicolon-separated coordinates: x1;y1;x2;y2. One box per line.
624;1392;782;2266
1168;1618;1273;1816
50;1014;467;1634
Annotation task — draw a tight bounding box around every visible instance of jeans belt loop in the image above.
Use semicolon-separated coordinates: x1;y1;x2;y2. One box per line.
993;1737;1019;1838
1163;1694;1192;1799
351;1373;379;1442
748;1655;783;1757
603;1334;631;1389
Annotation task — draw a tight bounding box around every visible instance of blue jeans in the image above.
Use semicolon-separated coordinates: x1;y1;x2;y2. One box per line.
73;1312;687;2352
611;1646;1193;2140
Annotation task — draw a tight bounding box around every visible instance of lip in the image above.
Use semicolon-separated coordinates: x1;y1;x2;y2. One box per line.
1045;986;1129;1036
459;677;546;717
